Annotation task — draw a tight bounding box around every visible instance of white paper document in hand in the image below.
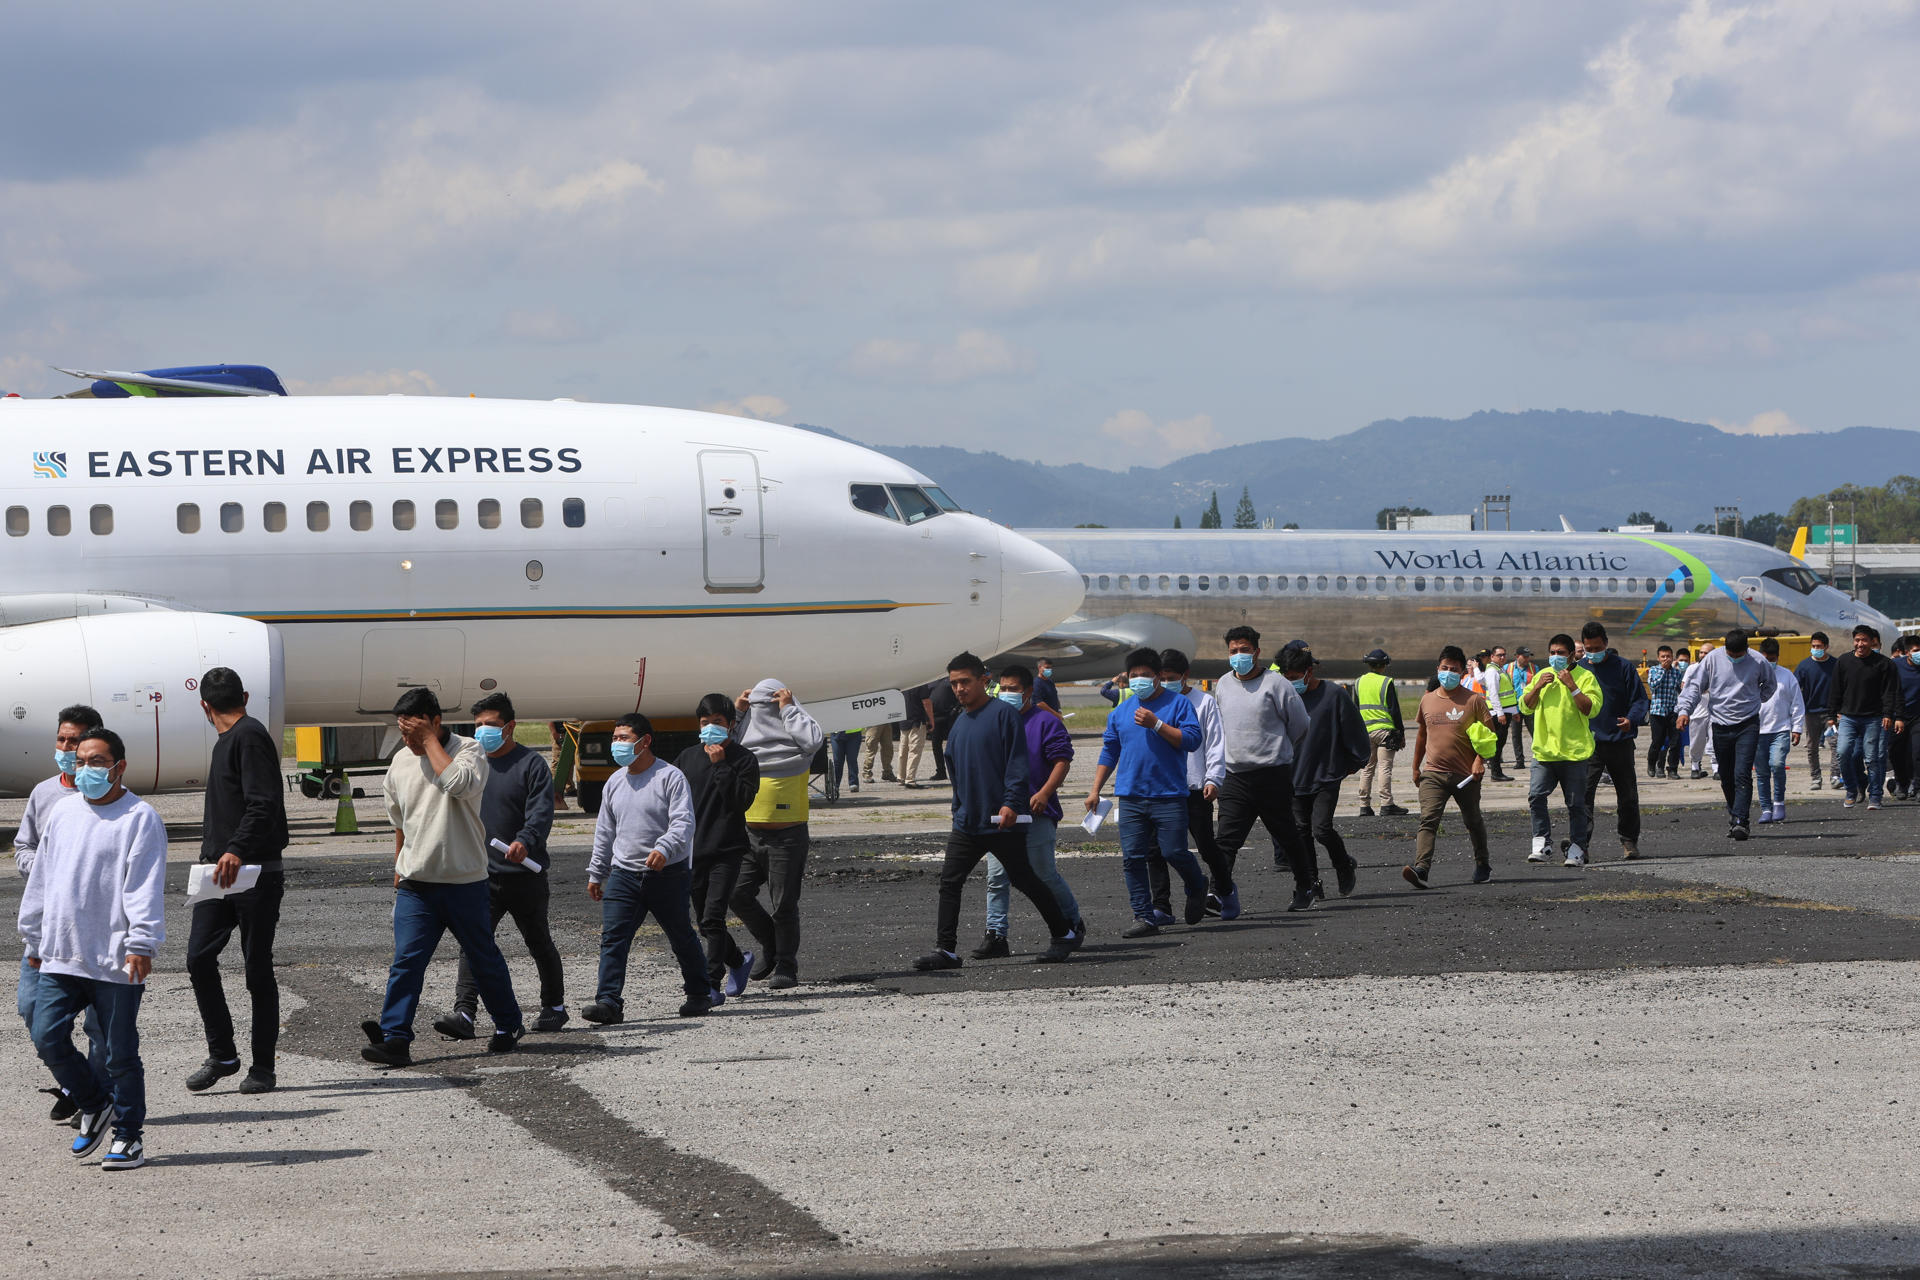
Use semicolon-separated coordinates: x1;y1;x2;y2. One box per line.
186;863;262;903
491;837;543;873
1082;798;1114;834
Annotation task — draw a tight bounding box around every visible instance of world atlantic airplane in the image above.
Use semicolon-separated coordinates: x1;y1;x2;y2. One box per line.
1014;529;1899;681
0;393;1083;797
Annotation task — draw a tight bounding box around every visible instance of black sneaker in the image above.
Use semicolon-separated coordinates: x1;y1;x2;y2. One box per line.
1730;825;1750;841
1036;937;1076;963
1287;890;1316;912
1335;859;1358;897
361;1039;412;1068
488;1026;526;1052
237;1072;276;1095
580;1001;624;1025
1402;864;1430;890
185;1057;241;1092
1472;864;1493;884
100;1136;145;1171
750;953;777;981
432;1012;476;1041
43;1087;77;1124
1183;893;1208;925
1202;894;1224;918
1121;919;1159;939
532;1008;570;1033
678;998;712;1018
912;950;962;971
70;1106;111;1158
1356;805;1376;817
1379;804;1409;816
360;1018;386;1047
1309;880;1328;903
970;932;1010;960
767;973;798;991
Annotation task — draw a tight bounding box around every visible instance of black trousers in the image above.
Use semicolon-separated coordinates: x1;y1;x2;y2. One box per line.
732;825;808;978
1216;766;1314;893
1892;725;1915;795
1581;738;1642;843
1646;715;1683;775
186;868;284;1074
1148;787;1235;909
930;735;949;779
1290;784;1353;881
454;871;567;1017
691;851;747;986
936;829;1069;954
1500;713;1527;770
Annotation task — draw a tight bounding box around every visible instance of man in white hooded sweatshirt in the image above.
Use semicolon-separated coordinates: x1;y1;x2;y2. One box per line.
730;679;825;990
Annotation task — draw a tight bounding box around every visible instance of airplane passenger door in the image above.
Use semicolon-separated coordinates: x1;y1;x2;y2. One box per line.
698;450;764;593
359;628;466;712
1736;576;1766;626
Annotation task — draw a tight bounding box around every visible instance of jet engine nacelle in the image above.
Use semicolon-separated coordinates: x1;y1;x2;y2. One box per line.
0;612;283;798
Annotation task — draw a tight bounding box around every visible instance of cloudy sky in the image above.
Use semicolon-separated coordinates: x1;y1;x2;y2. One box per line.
4;1;1917;464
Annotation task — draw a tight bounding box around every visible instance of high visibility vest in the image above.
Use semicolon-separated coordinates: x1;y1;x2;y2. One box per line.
1495;666;1517;708
1355;671;1396;732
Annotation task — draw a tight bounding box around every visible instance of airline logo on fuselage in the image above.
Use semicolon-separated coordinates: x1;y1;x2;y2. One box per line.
59;445;584;480
1373;547;1631;572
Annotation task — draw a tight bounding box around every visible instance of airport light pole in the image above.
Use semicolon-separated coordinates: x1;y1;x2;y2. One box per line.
1481;494;1511;531
1714;505;1742;539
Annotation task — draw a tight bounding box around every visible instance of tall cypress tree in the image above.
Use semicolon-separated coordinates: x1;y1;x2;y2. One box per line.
1173;514;1183;529
1201;491;1223;529
1233;486;1257;529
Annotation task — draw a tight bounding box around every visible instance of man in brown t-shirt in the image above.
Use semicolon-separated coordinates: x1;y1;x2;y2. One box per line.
1406;645;1495;889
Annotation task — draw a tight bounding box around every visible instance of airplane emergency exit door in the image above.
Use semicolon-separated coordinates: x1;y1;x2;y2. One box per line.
699;450;765;592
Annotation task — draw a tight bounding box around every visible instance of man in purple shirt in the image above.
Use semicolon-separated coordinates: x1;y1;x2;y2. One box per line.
974;666;1086;958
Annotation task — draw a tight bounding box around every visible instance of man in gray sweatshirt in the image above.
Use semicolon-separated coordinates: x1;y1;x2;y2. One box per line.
1213;626;1314;912
729;678;825;990
19;727;167;1171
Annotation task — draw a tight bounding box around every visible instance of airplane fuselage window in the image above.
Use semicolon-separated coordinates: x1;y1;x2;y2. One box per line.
1491;577;1503;592
1607;577;1618;592
1413;576;1426;592
176;503;199;534
1454;576;1466;592
1098;575;1111;590
1550;578;1562;593
350;500;372;532
1530;578;1542;593
520;498;543;529
219;503;243;534
1158;575;1171;590
478;498;501;530
562;497;586;528
47;506;70;537
392;500;415;532
1472;576;1484;591
1336;575;1348;591
1315;575;1329;590
436;499;459;531
5;506;26;537
849;484;899;521
89;505;112;536
1178;575;1191;591
889;486;941;524
526;560;543;582
263;502;287;533
1198;575;1210;591
307;501;329;532
1433;577;1444;593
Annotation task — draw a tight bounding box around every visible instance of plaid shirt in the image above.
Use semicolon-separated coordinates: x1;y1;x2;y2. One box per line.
1645;664;1683;717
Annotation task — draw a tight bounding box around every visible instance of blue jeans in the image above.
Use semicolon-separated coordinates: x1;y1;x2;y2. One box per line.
1712;716;1761;827
984;818;1081;936
1836;714;1885;803
1527;760;1593;848
596;864;710;1006
19;954;106;1080
380;879;522;1043
1117;796;1207;920
831;731;861;788
1756;731;1791;810
31;972;145;1140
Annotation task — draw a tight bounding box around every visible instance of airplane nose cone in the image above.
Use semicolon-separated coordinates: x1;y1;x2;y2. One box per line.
998;528;1084;653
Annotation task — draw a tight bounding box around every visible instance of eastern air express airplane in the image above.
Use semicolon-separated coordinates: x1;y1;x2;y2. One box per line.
0;394;1084;797
1017;529;1899;681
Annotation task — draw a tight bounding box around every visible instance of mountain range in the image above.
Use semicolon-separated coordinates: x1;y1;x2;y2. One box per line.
801;409;1920;533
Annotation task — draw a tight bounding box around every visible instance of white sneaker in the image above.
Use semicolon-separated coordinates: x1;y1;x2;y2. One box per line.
1563;844;1586;867
1527;836;1551;863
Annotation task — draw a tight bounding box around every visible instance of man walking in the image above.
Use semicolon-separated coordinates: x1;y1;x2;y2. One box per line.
1644;646;1685;779
1281;647;1369;898
1404;646;1495;889
1676;629;1779;839
973;665;1085;958
435;692;565;1041
582;714;709;1020
1755;637;1806;825
1353;649;1407;816
898;682;932;789
362;689;525;1067
185;668;290;1095
1577;624;1649;861
914;654;1079;969
1213;627;1315;912
1033;658;1062;714
1153;648;1234;918
20;727;167;1170
1890;640;1920;801
1479;645;1524;781
732;679;825;990
12;703;105;1123
677;694;761;999
928;676;959;782
1829;625;1904;810
1521;634;1602;867
1794;633;1836;791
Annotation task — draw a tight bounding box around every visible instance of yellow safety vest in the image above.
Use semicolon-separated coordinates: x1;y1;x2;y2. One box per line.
1355;671;1396;732
1495;666;1516;708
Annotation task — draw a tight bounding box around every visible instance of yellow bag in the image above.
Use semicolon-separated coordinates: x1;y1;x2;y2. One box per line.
1466;721;1499;759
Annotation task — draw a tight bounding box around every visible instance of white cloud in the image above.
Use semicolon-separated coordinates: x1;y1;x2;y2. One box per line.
287;368;441;396
848;329;1032;382
1098;408;1222;460
1710;409;1809;436
699;394;790;421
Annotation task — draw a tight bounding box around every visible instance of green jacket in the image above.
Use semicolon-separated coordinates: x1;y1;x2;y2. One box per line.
1522;664;1603;762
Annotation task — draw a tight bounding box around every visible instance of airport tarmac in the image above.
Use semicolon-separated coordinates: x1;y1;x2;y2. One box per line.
3;740;1918;1280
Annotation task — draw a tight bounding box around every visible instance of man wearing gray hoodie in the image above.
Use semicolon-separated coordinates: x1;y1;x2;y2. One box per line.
730;678;826;990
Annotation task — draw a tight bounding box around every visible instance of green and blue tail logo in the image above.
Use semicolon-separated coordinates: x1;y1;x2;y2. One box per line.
1620;535;1759;633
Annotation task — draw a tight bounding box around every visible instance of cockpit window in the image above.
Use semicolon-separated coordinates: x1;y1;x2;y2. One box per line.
889;485;941;525
1763;566;1820;595
850;484;900;521
924;486;962;512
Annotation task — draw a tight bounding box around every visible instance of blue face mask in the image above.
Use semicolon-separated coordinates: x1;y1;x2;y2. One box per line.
74;764;115;800
1676;660;1689;671
1584;651;1605;665
698;724;730;745
1436;670;1462;690
1290;678;1308;693
1811;648;1826;660
474;725;506;753
1128;676;1157;698
1549;655;1569;672
610;740;638;767
998;691;1024;707
1160;679;1183;694
1227;653;1255;677
53;748;77;776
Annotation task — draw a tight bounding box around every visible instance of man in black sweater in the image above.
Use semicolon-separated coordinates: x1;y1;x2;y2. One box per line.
677;693;762;1000
186;667;290;1095
1830;625;1906;808
436;692;564;1037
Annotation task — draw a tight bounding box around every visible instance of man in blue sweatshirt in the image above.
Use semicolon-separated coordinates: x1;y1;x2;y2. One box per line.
19;727;167;1171
1084;646;1211;936
1576;623;1650;860
914;653;1079;969
1794;632;1836;791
